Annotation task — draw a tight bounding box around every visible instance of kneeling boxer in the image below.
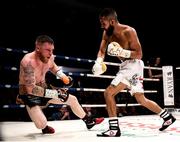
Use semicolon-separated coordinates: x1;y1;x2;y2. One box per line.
17;35;104;134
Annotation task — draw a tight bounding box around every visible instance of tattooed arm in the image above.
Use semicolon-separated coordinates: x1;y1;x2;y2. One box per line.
19;58;44;96
18;55;69;104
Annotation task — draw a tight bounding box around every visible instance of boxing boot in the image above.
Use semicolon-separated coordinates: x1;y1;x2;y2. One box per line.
83;115;104;129
42;125;55;134
97;119;121;137
159;113;176;131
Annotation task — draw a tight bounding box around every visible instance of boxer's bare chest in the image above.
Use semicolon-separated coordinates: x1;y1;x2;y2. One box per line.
32;60;50;82
108;31;131;61
109;33;130;50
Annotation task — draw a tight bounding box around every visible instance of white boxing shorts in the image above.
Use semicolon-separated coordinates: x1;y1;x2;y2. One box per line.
111;59;144;95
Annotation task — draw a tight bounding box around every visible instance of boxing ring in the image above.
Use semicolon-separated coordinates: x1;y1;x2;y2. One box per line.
1;115;180;142
0;47;180;141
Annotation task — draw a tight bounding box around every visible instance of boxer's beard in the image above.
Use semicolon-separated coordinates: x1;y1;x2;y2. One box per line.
39;53;48;63
106;25;114;36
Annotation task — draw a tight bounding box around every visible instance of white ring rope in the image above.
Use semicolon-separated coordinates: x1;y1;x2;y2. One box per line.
2;103;141;109
144;66;162;70
1;47;162;70
67;88;157;93
0;84;157;93
2;66;160;82
67;72;160;81
81;104;141;107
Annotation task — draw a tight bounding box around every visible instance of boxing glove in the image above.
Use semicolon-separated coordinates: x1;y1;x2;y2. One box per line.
92;57;107;75
44;88;69;102
107;42;131;58
56;70;73;87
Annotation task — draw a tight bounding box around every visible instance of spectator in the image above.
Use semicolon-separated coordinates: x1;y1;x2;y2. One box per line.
49;105;71;120
147;57;162;79
147;56;164;107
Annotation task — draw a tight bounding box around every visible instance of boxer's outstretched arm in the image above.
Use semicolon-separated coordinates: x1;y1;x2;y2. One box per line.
49;60;73;86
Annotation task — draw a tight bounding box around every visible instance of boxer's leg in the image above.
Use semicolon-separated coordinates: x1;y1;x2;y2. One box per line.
97;83;126;137
48;94;104;129
26;105;55;134
158;109;176;131
134;93;176;131
49;94;86;118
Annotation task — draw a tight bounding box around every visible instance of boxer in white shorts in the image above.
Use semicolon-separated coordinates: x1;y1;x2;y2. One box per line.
92;8;176;137
112;59;144;95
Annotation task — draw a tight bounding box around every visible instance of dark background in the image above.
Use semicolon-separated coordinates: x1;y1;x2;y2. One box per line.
0;0;179;66
0;0;180;124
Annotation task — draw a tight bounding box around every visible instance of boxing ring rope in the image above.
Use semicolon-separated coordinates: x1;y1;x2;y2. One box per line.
0;47;163;110
2;65;160;81
0;84;158;93
2;104;141;109
0;47;162;70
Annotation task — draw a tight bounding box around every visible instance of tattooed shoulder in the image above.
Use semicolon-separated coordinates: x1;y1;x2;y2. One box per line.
21;61;35;86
